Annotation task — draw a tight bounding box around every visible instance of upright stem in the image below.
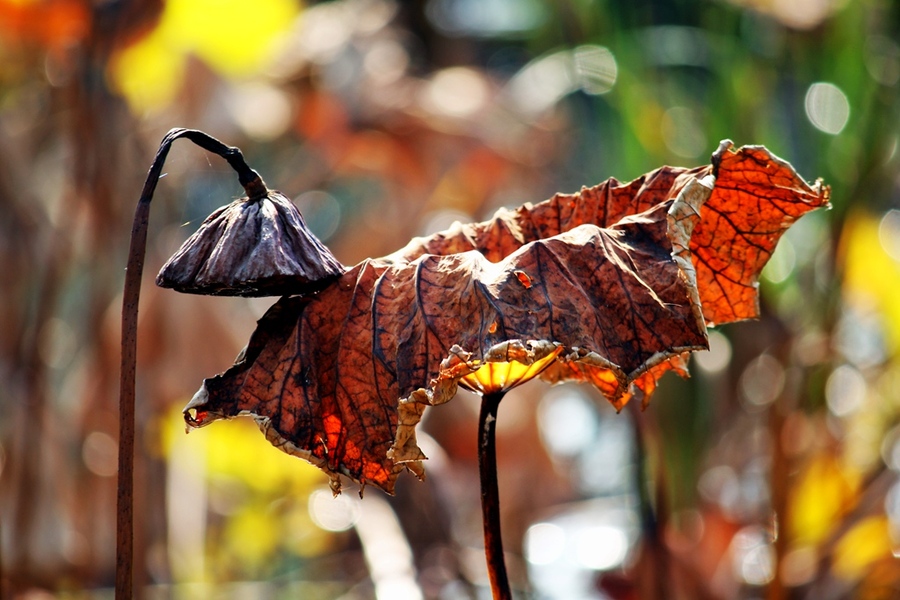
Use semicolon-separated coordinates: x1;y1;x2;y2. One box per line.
117;194;147;599
629;402;669;599
478;391;511;600
116;129;261;599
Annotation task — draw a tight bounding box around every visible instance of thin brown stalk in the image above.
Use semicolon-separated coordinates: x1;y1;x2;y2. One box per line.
478;391;512;600
116;129;260;598
116;189;147;599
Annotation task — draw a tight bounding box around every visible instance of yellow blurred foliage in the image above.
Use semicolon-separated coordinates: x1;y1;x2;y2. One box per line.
110;26;185;113
223;502;282;570
160;403;323;494
159;403;337;574
833;516;894;582
842;214;900;356
205;421;323;494
284;500;334;558
109;0;299;112
788;454;860;546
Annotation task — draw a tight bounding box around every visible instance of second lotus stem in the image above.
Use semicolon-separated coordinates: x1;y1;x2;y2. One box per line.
478;390;512;600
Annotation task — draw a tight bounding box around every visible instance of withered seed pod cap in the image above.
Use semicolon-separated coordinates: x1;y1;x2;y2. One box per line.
156;179;346;297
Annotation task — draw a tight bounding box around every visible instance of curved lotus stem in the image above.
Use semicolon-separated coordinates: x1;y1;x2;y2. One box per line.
116;128;263;599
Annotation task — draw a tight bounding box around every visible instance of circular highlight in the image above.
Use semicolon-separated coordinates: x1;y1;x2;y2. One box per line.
524;522;566;565
804;82;850;134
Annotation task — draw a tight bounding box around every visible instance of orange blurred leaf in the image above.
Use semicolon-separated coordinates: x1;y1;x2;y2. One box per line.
0;0;90;48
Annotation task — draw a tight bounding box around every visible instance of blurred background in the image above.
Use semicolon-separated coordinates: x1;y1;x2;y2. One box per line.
2;0;900;598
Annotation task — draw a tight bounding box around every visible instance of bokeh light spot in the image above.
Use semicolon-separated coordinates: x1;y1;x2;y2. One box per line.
537;388;598;458
575;526;629;570
881;425;900;471
38;317;76;370
574;45;617;95
804;82;850;134
308;489;360;532
731;525;775;586
364;38;409;86
698;465;739;508
695;330;732;374
507;50;576;115
740;354;785;409
865;35;900;86
82;431;118;477
878;209;900;263
661;106;707;158
886;480;900;535
227;83;293;141
524;522;566;565
825;364;867;417
834;303;887;369
423;67;489;118
298;2;352;63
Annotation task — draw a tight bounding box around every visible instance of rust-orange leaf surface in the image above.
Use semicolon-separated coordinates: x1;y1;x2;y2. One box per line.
183;142;829;493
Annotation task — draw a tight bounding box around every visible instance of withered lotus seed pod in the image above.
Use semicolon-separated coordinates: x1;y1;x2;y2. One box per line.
156;178;345;297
